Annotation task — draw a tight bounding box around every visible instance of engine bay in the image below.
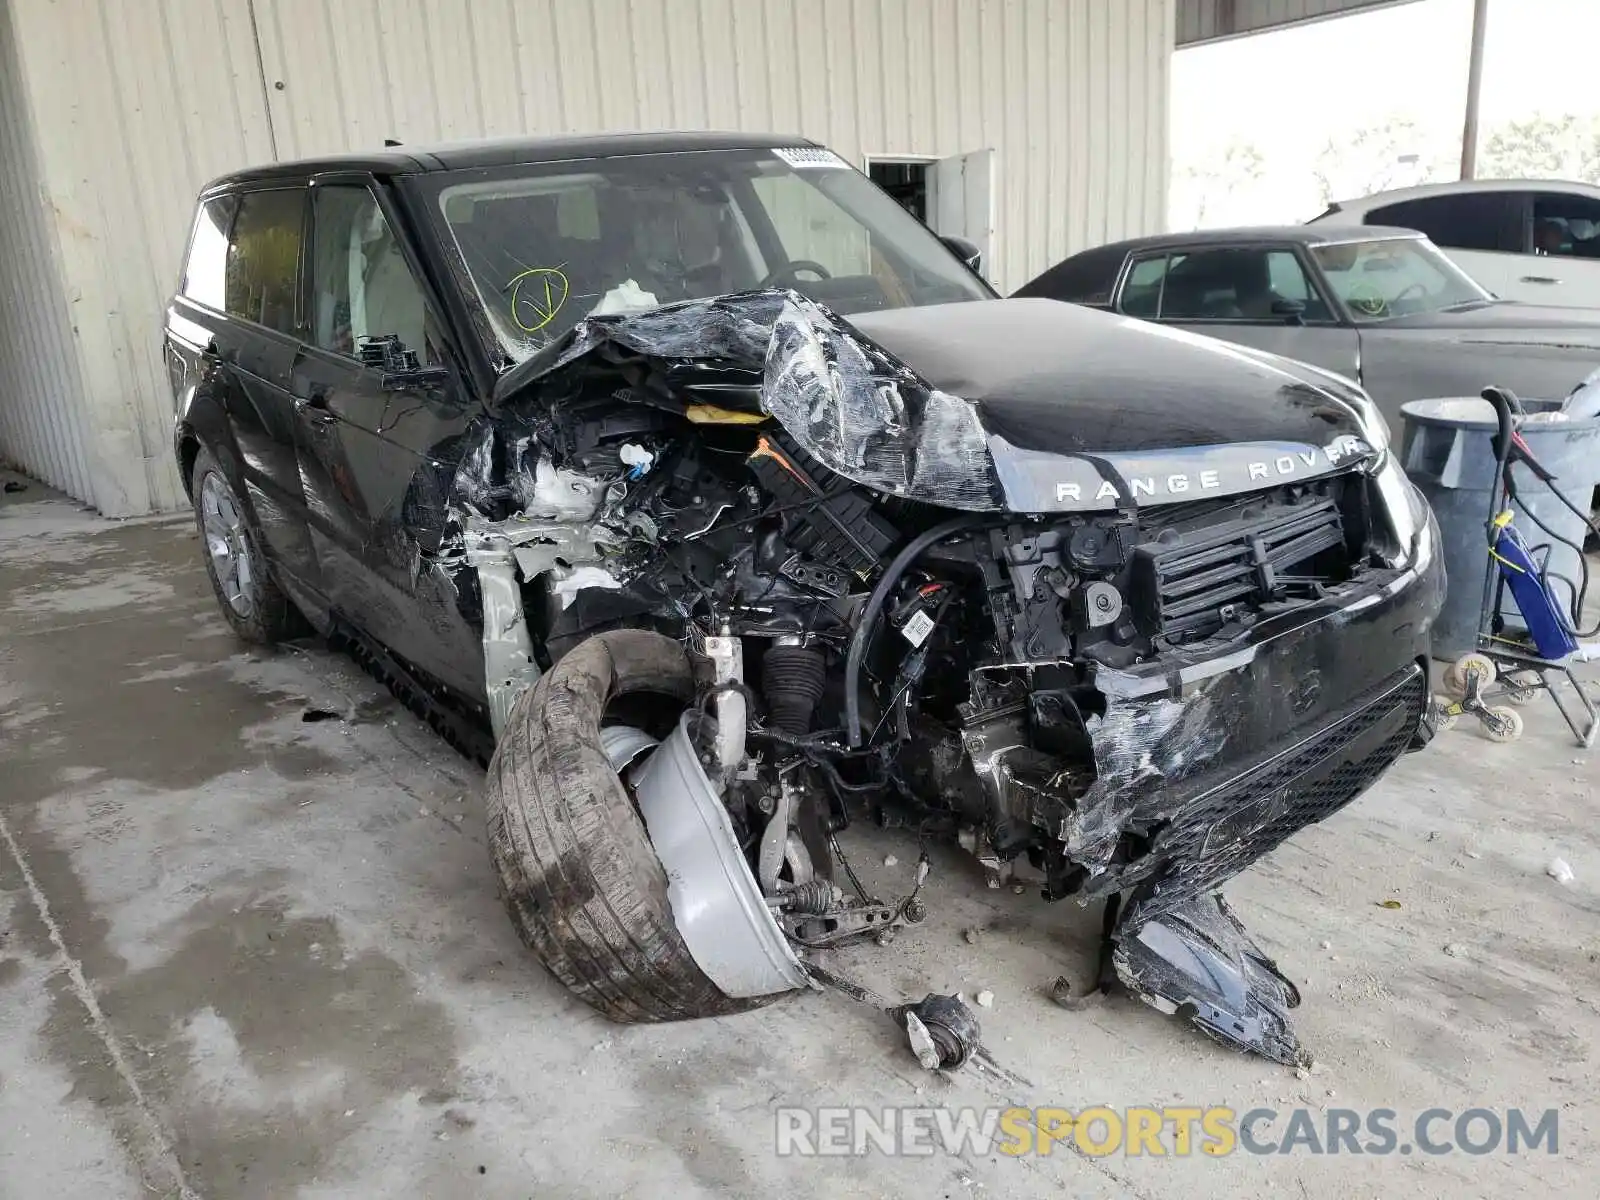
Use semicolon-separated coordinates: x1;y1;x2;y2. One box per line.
444;290;1438;1065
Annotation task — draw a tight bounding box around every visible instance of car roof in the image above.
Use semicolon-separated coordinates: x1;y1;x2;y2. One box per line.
1063;224;1424;258
1327;177;1600;214
203;130;817;192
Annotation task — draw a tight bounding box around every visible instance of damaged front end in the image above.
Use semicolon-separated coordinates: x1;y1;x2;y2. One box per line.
451;290;1442;1065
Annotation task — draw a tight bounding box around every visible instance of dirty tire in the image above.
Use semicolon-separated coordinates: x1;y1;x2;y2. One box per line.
486;629;770;1022
190;445;298;644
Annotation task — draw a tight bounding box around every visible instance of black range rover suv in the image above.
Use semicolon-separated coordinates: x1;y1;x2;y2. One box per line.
166;132;1442;1065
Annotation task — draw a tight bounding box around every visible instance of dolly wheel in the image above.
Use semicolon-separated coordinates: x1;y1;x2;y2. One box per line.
1481;705;1524;744
1504;671;1542;706
1432;694;1461;732
1445;653;1497;697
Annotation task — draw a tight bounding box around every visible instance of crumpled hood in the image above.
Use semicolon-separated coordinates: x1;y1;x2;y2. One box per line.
846;298;1367;453
487;290;1375;518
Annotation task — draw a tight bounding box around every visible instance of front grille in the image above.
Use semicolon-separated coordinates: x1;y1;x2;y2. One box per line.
1130;485;1353;642
1121;664;1426;922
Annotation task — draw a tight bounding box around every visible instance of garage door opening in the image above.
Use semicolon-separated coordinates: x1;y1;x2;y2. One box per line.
867;159;931;222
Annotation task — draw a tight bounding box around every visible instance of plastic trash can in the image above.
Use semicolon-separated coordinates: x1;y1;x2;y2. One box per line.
1399;395;1600;661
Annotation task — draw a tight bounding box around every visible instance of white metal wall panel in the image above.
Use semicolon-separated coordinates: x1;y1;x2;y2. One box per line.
3;0;274;516
254;0;1173;295
4;0;1171;514
0;0;97;504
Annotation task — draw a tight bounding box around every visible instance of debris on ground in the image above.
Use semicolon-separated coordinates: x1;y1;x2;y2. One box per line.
1547;858;1576;885
1048;975;1105;1011
3;480;27;494
301;707;342;723
1319;940;1332;950
882;854;898;867
962;927;981;944
1376;899;1403;909
1443;943;1465;957
904;1012;941;1070
895;994;981;1070
975;990;994;1008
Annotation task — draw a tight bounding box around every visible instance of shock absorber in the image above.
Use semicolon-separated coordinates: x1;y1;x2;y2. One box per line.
762;638;827;736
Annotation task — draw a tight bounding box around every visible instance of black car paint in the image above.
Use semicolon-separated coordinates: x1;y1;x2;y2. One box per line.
168;138;1442;1068
847;297;1368;453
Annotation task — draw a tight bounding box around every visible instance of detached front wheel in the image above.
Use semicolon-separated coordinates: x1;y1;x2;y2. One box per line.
486;629;778;1022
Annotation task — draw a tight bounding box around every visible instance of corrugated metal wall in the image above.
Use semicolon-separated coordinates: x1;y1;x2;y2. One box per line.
0;0;98;506
254;0;1172;296
2;0;276;516
0;0;1173;516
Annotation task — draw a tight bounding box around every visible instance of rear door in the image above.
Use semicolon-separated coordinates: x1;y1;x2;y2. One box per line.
1117;244;1362;380
1363;190;1526;300
210;184;324;592
1520;189;1600;308
291;176;484;696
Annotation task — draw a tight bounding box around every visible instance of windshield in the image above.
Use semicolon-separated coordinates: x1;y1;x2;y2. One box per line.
424;147;991;364
1311;236;1491;322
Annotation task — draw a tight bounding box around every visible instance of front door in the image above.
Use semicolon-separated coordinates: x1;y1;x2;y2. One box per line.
291;179;484;697
1123;245;1362;381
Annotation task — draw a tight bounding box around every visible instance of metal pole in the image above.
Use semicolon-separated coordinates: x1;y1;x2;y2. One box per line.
1460;0;1490;179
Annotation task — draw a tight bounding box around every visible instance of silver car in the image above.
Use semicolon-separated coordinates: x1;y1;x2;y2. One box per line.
1014;225;1600;432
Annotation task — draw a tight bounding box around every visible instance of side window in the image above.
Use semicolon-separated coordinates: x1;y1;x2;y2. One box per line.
1266;250;1309;300
1531;193;1600;259
1366;194;1513;253
1147;247;1289;321
310;185;438;364
1119;255;1169;316
182;195;236;309
225;188;305;334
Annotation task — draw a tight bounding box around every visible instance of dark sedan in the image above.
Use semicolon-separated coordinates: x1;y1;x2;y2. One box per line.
1015;225;1600;431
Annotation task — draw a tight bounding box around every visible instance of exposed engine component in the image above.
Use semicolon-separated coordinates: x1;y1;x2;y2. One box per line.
458;290;1439;1067
895;994;983;1071
761;641;827;735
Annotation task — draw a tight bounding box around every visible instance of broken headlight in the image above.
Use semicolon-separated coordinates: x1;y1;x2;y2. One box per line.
1369;453;1434;570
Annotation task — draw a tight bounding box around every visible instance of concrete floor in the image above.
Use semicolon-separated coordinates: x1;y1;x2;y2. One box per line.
2;469;1597;1199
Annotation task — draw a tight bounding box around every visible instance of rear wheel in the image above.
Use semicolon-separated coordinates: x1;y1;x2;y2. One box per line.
190;446;297;644
486;629;772;1022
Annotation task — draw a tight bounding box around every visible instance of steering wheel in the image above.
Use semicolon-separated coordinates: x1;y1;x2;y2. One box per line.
758;259;833;288
1345;281;1389;317
1390;282;1428;309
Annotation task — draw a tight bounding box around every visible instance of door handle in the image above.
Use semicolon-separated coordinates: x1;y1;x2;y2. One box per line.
1520;275;1560;284
294;387;336;425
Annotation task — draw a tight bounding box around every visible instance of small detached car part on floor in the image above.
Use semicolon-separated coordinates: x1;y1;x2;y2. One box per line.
166;132;1444;1067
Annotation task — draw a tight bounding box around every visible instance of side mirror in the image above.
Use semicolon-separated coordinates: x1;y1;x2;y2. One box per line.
359;334;450;391
940;235;983;277
1271;297;1307;325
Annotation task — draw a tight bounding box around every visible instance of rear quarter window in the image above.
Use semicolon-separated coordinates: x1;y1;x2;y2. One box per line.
181;195;237;309
1366;194;1513;253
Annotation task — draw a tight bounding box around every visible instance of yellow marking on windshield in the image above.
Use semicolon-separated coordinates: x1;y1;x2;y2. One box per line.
508;267;570;333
